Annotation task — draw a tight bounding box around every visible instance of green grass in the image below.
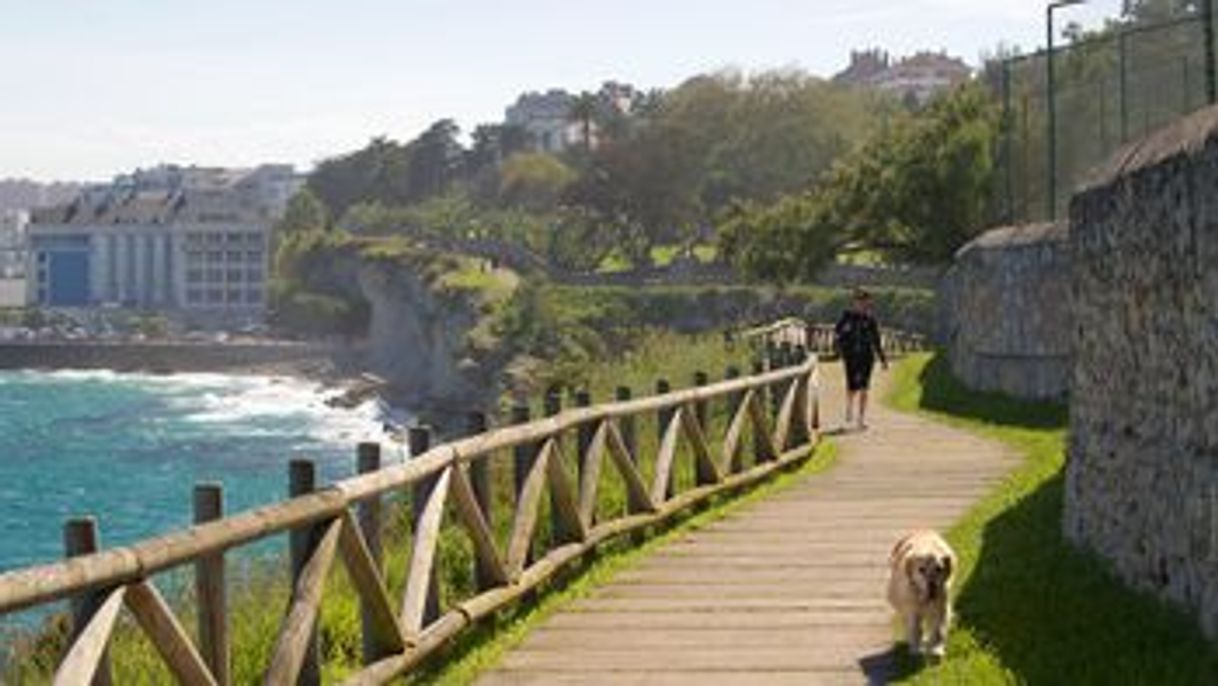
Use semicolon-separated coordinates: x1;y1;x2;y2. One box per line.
886;353;1218;684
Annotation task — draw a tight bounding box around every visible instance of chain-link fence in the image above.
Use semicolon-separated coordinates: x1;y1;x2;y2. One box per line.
992;6;1217;224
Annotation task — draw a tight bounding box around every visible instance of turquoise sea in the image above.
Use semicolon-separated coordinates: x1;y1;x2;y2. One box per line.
0;369;401;578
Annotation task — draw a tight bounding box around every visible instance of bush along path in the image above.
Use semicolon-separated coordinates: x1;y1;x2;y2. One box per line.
475;361;1014;685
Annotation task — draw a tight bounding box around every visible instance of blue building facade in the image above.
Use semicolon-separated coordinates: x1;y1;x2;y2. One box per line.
31;234;92;307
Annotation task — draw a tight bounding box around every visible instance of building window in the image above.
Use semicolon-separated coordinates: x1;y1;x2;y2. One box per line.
187;269;204;283
227;268;243;282
226;288;242;304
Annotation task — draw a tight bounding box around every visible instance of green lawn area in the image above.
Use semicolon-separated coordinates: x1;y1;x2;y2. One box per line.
595;243;718;273
887;353;1218;684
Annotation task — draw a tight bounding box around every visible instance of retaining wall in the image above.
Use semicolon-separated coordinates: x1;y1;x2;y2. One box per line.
1065;104;1218;637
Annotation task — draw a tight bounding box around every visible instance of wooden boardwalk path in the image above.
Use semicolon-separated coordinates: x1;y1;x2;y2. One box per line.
477;365;1014;685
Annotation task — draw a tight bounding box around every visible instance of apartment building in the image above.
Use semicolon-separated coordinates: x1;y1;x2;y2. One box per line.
27;164;301;325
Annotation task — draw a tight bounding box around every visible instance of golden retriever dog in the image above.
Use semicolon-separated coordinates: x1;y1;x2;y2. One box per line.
887;530;956;658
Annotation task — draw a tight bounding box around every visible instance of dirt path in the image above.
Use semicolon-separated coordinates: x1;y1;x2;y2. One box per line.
477;363;1014;685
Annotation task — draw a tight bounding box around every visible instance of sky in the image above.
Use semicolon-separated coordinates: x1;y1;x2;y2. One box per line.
0;0;1122;182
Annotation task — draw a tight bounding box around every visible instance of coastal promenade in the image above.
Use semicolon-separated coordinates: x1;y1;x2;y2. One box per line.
477;365;1013;684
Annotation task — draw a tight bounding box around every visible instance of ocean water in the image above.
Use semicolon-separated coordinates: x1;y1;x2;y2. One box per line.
0;370;404;575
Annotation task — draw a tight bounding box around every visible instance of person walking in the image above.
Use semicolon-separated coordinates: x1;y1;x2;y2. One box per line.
834;288;888;430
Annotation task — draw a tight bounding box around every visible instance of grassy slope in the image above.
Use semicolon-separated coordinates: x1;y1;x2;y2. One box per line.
887;353;1218;684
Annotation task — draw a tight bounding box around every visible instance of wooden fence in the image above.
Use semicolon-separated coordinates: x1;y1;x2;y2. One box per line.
737;318;927;361
0;353;822;685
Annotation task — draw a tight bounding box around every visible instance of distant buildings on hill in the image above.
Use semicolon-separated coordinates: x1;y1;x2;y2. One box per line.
505;81;640;154
27;164;302;326
833;49;972;105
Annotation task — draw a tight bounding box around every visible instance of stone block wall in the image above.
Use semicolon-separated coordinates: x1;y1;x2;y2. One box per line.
938;222;1072;400
1065;105;1218;637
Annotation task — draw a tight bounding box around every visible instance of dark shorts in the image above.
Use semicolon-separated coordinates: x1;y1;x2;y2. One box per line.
843;355;875;392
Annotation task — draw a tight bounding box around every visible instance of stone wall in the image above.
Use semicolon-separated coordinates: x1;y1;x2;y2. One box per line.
1065;105;1218;638
938;222;1072;400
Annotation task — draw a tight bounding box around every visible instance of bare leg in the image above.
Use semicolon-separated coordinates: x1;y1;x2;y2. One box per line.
844;389;854;426
858;390;869;428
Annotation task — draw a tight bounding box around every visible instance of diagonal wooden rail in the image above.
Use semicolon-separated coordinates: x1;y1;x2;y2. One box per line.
0;348;826;685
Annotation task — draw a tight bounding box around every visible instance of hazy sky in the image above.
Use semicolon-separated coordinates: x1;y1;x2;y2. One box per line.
0;0;1121;181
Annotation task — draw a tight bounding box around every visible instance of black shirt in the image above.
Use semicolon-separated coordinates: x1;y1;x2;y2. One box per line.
834;309;886;364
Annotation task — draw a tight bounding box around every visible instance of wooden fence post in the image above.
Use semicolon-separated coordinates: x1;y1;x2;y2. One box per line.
751;360;770;463
510;404;536;568
288;459;321;686
575;389;594;484
355;443;385;665
615;386;636;466
64;516;112;686
656;379;675;499
725;366;743;473
693;371;709;432
408;428;441;628
466;412;496;591
543;389;572;544
193;483;230;686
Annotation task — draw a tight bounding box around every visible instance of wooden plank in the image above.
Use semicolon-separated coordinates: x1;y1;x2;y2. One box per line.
544;438;589;544
465;412;495;592
265;518;341;685
124;580;217;686
577;422;609;528
193;484;229;686
506;439;551;576
400;466;453;636
449;465;510;587
747;391;782;462
336;510;407;657
53;586;125;686
678;403;722;487
62;516;113;686
605;422;657;515
650;407;684;504
287;460;323;686
772;376;800;451
720;389;753;475
355;442;385;666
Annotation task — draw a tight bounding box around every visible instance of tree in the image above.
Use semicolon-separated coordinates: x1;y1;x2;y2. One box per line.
498;153;577;211
276;189;328;236
720;84;1000;281
568;92;600;152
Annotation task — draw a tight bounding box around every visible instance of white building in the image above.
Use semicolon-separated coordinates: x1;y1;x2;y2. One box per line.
834;50;972;105
504;81;640;153
506;89;582;154
26;164;302;325
0;209;28;278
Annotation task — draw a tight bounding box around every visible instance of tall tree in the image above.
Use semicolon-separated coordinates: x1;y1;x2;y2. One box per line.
569;92;600;151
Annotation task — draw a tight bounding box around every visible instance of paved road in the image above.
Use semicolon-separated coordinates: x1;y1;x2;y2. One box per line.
477;364;1014;685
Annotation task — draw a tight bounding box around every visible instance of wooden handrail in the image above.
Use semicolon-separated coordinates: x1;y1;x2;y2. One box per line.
0;351;824;685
